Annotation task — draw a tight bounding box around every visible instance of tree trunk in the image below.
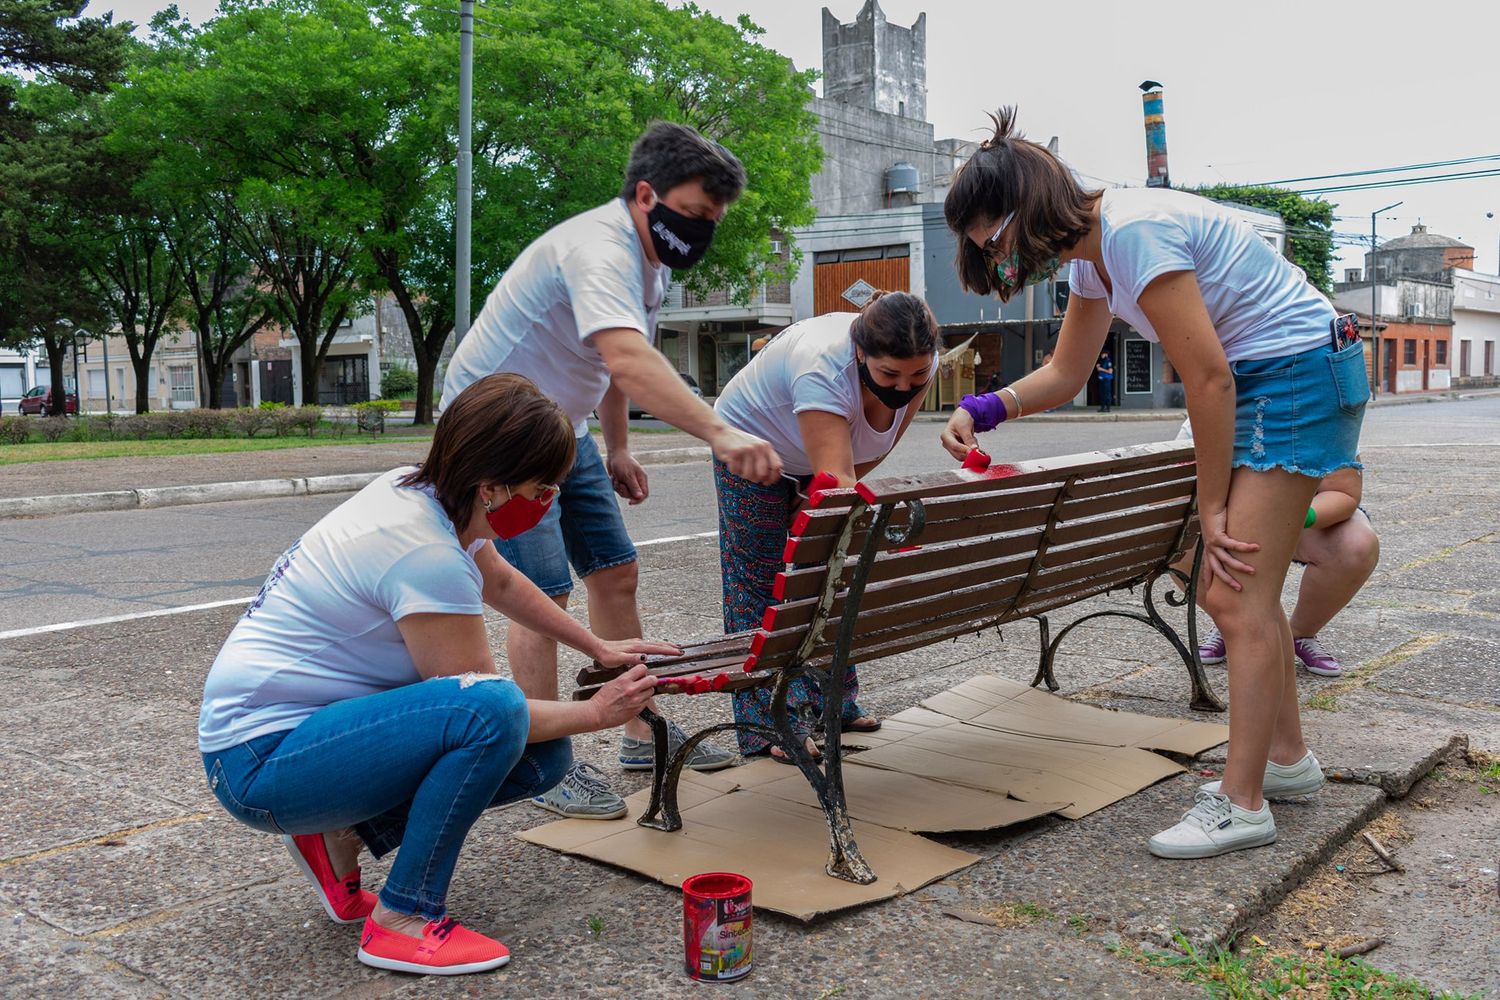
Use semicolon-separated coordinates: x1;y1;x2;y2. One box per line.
44;334;69;416
413;348;439;425
200;329;224;409
130;353;152;413
299;334;321;407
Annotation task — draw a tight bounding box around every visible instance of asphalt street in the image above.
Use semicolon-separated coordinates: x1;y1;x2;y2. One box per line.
2;397;1497;633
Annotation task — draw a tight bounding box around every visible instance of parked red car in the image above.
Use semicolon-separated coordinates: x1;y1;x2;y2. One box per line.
17;385;79;416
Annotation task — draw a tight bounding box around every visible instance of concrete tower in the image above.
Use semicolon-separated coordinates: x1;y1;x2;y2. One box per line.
821;1;927;122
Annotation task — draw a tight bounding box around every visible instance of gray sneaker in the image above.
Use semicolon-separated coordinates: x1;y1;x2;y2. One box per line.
619;720;737;772
532;762;627;820
1200;751;1325;800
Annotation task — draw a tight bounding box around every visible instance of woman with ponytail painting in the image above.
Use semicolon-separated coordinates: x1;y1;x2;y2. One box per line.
713;292;940;761
940;109;1367;859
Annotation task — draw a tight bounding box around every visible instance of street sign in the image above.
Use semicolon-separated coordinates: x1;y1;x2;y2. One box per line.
841;278;877;309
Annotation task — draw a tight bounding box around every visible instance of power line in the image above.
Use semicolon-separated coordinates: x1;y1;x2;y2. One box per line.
1291;166;1500;196
1250;153;1500;188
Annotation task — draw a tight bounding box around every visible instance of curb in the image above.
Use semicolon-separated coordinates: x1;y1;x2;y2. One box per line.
0;473;385;520
0;449;715;520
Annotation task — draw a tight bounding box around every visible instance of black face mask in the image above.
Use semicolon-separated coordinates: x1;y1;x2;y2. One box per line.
857;358;926;410
646;199;716;270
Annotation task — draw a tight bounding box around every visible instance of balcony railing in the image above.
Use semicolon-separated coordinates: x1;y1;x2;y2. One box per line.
662;283;791;311
317;382;370;405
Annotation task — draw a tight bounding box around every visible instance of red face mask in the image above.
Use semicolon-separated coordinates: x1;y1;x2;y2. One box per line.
485;484;558;539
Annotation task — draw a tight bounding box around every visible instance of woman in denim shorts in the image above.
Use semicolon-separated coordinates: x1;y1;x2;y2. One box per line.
939;109;1368;860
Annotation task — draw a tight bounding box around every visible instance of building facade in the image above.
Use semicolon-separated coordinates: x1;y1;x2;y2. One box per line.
1451;268;1500;386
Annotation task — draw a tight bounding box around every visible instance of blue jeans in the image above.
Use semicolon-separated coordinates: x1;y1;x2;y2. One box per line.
493;433;637;596
201;676;571;920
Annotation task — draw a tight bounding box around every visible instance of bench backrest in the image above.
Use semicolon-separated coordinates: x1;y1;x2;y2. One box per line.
745;441;1198;674
573;441;1197;696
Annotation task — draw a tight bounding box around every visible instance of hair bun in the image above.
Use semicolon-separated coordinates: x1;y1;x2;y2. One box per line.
861;289;890;309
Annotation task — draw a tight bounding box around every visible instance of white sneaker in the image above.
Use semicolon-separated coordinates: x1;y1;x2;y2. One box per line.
1200;751;1324;800
1148;791;1277;859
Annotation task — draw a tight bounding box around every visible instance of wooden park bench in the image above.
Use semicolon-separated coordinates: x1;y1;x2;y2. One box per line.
573;440;1220;885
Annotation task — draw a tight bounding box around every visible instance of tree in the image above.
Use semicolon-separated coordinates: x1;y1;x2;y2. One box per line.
161;195;276;410
116;1;371;408
1;3;131;414
113;0;821;423
0;77;119;413
1191;184;1337;296
84;206;186;413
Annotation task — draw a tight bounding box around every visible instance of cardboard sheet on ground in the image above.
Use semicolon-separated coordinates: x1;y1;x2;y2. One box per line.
521;675;1227;918
517;778;981;921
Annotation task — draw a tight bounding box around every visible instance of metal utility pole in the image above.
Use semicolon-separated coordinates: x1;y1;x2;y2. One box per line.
1370;200;1403;396
454;0;475;342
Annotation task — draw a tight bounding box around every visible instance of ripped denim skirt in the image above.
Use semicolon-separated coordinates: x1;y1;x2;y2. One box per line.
1229;340;1368;478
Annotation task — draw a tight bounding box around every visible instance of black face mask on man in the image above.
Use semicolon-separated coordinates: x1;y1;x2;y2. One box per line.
857;356;926;410
646;196;717;270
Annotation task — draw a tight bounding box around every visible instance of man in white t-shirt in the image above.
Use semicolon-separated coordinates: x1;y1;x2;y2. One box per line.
440;122;781;818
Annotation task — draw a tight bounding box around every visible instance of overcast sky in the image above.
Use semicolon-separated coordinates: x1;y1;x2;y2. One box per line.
95;0;1500;275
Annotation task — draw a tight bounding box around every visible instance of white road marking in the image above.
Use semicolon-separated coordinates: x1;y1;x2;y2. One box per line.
0;529;721;639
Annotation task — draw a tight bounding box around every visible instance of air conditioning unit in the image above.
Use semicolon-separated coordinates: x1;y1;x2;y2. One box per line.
1405;303;1424;319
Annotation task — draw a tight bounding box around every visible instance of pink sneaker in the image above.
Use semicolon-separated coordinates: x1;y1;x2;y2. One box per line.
1293;635;1343;677
358;915;511;975
1198;627;1226;665
283;833;378;924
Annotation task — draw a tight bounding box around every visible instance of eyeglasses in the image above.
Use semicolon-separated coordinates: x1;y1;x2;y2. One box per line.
982;211;1016;258
508;483;560;506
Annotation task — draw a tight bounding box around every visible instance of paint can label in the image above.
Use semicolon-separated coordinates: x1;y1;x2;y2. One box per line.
683;874;752;982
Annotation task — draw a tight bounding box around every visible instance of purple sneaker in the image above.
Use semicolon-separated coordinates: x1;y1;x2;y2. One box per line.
1293;635;1342;677
1198;627;1226;665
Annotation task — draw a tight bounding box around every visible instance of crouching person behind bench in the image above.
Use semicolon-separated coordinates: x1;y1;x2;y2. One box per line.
197;374;673;976
712;291;939;761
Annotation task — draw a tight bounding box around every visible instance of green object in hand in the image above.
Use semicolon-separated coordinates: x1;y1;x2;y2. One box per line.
1304;507;1317;529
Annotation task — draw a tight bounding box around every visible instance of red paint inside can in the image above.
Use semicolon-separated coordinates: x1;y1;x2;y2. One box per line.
682;872;753;982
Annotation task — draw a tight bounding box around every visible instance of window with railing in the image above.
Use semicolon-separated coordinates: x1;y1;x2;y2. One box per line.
169;365;195;403
1403;340;1416;365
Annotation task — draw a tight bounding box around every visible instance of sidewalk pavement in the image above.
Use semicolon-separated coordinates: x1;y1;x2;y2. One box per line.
0;433;1495;997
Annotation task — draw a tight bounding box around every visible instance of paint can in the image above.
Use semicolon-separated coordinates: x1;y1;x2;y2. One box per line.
682;872;752;982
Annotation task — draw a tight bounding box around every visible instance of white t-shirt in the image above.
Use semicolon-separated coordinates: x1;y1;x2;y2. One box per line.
198;469;486;752
1068;188;1334;362
440;199;671;435
713;312;934;477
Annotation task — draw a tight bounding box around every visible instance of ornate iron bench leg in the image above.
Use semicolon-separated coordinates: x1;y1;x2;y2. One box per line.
1154;540;1225;712
636;715;779;833
817;692;876;885
1029;614;1060;691
635;707;676;830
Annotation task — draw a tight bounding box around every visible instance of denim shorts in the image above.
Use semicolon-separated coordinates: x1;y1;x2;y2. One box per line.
1229;341;1367;479
493;432;636;596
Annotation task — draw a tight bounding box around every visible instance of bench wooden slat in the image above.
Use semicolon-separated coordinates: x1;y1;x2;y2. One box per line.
753;540;1175;666
853;441;1195;506
789;460;1195;543
787;475;1193;564
766;520;1188;635
789;555;1176;673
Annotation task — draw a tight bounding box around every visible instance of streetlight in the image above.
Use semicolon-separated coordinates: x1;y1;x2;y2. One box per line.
1487;211;1497;275
1370;200;1403;395
454;1;475;342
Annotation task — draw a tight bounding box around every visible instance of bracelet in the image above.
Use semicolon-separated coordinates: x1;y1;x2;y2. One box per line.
1000;385;1024;419
1304;507;1317;529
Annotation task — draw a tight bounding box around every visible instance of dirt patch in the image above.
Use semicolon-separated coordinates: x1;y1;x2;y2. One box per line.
1248;753;1500;998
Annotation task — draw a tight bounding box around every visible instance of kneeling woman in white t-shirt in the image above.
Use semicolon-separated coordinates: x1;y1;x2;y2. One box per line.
940;110;1367;860
713;292;938;761
198;374;674;976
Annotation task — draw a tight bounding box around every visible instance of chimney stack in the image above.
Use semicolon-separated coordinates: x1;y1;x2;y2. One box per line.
1139;80;1169;188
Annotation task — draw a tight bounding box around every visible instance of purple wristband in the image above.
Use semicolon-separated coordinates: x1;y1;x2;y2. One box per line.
959;392;1007;432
